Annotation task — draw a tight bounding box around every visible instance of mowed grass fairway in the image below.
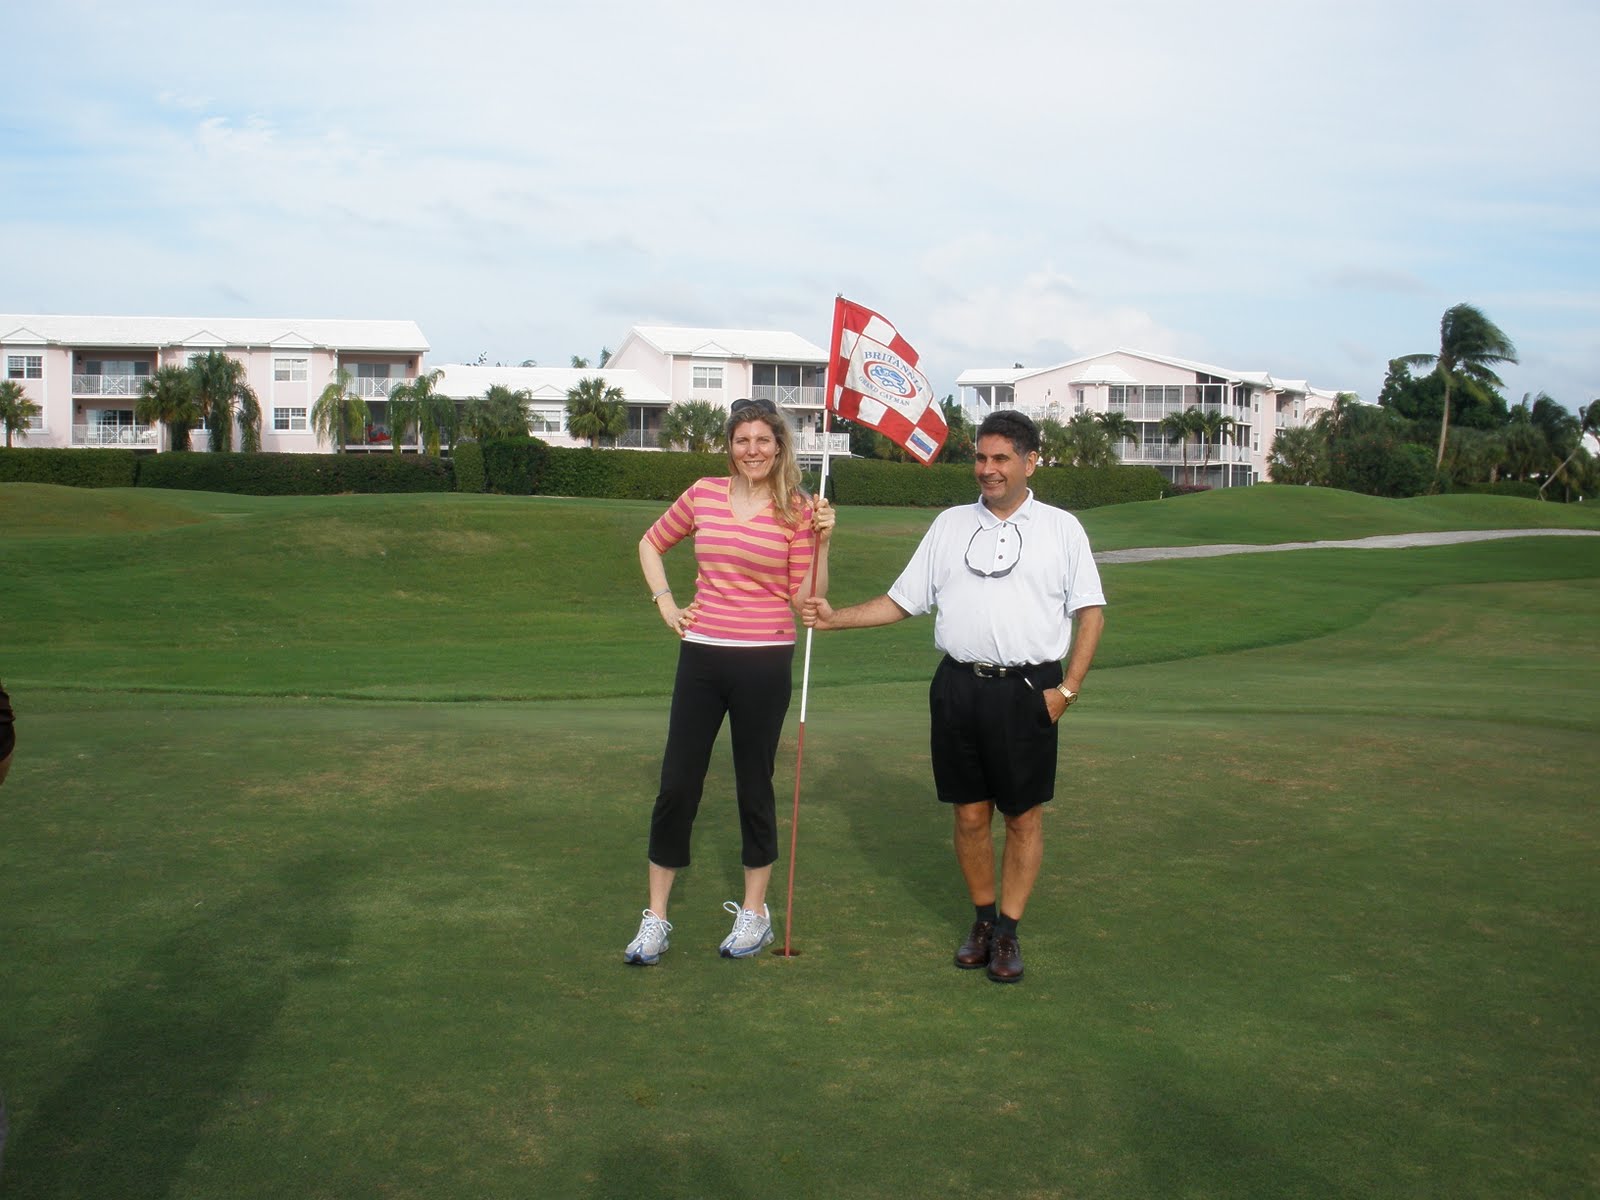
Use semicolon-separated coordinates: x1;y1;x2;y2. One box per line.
1;483;1597;1199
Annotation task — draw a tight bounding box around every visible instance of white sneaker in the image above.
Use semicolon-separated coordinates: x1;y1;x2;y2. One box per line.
718;900;773;958
624;909;672;965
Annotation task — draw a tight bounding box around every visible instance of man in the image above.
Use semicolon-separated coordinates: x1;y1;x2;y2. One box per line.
803;411;1105;983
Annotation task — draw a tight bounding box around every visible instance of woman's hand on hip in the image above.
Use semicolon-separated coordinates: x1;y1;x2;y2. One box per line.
660;598;701;638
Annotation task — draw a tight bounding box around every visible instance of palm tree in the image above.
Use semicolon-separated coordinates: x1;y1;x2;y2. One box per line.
1540;399;1600;500
1037;418;1069;466
1195;410;1237;481
460;385;532;441
1266;426;1325;485
386;370;455;455
658;400;728;452
1059;412;1116;468
938;396;975;464
1398;303;1518;474
136;365;201;451
565;376;627;448
188;350;260;453
0;380;42;447
1312;392;1361;441
311;368;370;453
1159;407;1204;485
1093;410;1139;458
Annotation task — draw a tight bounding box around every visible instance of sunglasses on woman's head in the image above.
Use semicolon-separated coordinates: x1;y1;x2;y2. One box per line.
730;398;778;416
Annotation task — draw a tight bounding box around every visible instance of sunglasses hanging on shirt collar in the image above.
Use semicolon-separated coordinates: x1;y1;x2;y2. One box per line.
964;520;1023;578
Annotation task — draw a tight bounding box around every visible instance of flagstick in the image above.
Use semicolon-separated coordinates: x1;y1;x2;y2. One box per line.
774;400;836;958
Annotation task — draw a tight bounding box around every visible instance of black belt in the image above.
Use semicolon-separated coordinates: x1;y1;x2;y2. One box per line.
944;656;1053;680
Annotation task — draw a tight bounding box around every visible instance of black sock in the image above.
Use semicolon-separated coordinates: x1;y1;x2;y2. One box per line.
995;914;1019;939
975;902;997;924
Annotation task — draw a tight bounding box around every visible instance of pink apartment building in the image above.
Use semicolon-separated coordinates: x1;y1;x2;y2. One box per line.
958;348;1346;487
604;326;849;465
1;314;429;453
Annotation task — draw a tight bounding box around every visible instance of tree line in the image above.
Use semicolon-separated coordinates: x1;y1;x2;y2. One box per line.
1269;303;1597;499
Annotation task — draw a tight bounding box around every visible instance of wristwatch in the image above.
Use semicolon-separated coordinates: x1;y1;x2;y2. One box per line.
1054;685;1078;708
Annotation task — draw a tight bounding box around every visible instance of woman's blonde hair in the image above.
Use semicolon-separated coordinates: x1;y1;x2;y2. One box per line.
726;402;806;527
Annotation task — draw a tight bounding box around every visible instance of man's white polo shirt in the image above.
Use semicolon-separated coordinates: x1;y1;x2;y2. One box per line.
887;491;1105;666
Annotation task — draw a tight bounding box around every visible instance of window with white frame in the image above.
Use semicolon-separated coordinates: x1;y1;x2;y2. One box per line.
529;407;563;433
7;354;43;379
274;357;309;382
692;365;723;391
273;407;309;431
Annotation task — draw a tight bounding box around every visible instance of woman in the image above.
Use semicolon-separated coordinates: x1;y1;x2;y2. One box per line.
627;398;834;964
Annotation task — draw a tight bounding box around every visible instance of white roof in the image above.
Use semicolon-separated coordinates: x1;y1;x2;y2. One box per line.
0;313;429;353
955;366;1034;387
429;364;671;405
1062;362;1140;385
962;347;1343;397
625;325;827;363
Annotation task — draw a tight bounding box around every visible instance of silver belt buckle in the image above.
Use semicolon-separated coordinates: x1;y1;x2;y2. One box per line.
972;661;1001;678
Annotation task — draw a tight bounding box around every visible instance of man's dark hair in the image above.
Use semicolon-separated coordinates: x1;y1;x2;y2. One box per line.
976;409;1041;457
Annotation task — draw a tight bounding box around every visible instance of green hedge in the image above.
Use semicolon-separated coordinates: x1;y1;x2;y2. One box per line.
1462;480;1542;500
826;458;1167;509
477;442;1168;509
138;452;454;495
0;441;1167;510
452;441;486;494
0;447;140;488
540;448;729;501
481;438;551;495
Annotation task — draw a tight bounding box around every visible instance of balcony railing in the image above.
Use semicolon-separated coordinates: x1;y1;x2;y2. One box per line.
1116;443;1251;465
72;373;150;396
794;432;851;455
350;377;400;399
752;385;827;408
1110;402;1253;424
73;423;158;446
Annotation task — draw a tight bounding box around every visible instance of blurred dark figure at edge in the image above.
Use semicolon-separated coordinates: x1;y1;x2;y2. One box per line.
0;679;14;1176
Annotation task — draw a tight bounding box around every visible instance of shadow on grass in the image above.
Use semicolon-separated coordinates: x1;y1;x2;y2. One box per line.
7;853;353;1199
812;748;951;924
1124;1048;1352;1200
587;1141;750;1199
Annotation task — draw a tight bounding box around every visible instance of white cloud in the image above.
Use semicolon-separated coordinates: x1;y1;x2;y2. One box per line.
1;0;1595;410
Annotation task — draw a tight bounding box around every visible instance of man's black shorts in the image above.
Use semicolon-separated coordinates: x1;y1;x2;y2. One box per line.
928;656;1061;815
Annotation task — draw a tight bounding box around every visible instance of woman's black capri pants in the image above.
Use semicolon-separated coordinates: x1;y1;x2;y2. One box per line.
648;641;794;870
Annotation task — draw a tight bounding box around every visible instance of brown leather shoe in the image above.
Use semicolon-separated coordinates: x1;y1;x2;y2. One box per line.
954;919;994;969
986;931;1024;983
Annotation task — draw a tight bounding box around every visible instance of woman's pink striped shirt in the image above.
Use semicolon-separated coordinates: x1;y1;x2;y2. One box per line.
645;477;816;645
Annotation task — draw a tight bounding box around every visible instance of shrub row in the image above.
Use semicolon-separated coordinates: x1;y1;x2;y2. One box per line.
2;443;1167;510
477;440;1168;509
824;457;1169;509
1461;480;1542;500
0;447;140;487
0;446;454;494
138;452;454;495
480;440;728;502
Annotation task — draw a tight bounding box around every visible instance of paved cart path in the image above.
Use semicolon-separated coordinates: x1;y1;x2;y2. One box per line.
1095;527;1600;564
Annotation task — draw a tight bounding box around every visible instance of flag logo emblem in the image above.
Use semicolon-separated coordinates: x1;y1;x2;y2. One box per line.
865;359;916;400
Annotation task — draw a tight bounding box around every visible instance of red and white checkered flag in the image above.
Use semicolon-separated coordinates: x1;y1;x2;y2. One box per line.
826;297;948;465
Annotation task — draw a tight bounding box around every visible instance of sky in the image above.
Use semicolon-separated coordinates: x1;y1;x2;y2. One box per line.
3;0;1597;412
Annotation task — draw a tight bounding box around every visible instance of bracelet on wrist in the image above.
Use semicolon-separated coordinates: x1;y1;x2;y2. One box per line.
650;587;672;604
